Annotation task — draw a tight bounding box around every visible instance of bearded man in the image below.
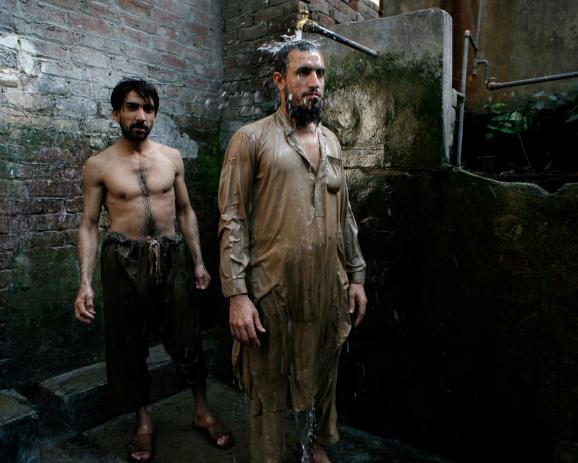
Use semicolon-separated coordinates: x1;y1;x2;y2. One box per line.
219;41;367;463
74;79;232;462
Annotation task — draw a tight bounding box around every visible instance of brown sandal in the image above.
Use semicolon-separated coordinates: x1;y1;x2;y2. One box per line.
127;431;154;462
191;419;234;450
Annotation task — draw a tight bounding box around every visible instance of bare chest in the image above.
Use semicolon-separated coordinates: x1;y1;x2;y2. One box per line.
104;156;175;200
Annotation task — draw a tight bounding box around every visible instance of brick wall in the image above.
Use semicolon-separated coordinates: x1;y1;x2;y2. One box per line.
0;0;223;387
0;0;381;388
220;0;379;144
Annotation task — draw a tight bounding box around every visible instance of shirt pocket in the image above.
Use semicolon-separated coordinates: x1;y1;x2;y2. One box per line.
324;155;343;193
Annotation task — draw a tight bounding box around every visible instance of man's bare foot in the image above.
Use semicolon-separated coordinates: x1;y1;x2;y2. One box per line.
311;443;332;463
128;411;154;462
192;414;234;449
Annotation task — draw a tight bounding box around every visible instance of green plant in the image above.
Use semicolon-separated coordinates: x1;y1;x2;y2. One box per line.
484;93;547;140
482;87;578;173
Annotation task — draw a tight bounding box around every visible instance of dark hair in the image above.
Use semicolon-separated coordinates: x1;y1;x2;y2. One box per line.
110;79;159;114
273;40;321;76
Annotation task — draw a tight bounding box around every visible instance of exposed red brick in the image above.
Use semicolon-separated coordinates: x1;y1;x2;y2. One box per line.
118;25;150;46
119;0;153;16
160;53;187;70
26;180;82;198
152;37;180;54
68;12;109;35
24;3;67;24
152;8;182;26
124;13;159;34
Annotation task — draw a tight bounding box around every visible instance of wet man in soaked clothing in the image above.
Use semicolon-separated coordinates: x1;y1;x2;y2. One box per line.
74;79;232;462
219;41;367;462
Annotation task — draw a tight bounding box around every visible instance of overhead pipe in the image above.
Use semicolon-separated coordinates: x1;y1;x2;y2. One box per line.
296;10;378;58
486;71;578;90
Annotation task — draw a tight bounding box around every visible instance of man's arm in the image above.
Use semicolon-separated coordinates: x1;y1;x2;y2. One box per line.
218;130;265;347
173;151;210;290
344;195;367;327
74;157;104;324
339;148;368;327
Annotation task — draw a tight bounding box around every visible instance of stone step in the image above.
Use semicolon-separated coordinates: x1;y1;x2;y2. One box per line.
35;326;228;433
0;389;41;463
37;344;183;432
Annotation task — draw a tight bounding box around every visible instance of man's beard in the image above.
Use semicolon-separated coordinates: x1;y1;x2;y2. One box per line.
120;120;152;142
286;90;322;128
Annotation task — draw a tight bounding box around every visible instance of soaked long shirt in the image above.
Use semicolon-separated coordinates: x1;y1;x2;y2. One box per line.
218;109;366;410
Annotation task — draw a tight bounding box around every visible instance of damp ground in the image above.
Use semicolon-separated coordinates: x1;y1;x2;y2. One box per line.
40;378;457;463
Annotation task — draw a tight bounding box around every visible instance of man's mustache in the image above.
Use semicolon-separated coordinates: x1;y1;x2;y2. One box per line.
130;122;149;130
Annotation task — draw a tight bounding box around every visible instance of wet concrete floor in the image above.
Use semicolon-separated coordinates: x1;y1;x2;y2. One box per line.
41;379;456;463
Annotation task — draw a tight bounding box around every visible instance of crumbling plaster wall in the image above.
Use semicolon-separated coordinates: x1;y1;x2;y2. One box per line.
0;0;223;388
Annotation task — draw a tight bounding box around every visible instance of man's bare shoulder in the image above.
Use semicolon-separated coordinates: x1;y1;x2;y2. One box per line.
154;141;181;159
85;143;120;167
82;145;116;180
153;142;183;171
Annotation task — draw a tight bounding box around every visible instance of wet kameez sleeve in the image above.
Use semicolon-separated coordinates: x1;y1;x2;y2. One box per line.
218;130;254;297
339;147;366;284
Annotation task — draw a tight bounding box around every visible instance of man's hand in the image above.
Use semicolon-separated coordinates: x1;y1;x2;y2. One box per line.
74;285;95;324
229;294;266;347
194;264;211;290
348;283;367;327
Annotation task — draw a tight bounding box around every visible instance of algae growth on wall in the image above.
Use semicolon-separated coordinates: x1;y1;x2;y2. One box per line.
314;8;578;461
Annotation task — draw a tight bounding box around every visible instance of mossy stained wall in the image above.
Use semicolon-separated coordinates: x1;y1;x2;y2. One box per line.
0;0;224;388
342;171;578;461
317;8;578;462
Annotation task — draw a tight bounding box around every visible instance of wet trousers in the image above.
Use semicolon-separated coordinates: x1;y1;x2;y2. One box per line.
101;232;207;411
238;281;351;463
248;349;342;463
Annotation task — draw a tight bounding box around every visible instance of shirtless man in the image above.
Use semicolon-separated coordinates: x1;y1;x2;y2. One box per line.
74;79;232;462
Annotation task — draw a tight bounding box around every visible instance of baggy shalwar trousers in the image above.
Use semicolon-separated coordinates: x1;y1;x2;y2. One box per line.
241;287;351;463
247;346;342;463
101;231;207;411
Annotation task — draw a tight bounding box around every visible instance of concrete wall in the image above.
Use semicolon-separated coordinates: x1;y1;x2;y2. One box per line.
472;0;578;110
379;0;578;111
319;9;578;462
317;8;453;166
0;0;223;388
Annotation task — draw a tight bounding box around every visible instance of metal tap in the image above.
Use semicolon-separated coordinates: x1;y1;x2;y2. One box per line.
295;10;316;32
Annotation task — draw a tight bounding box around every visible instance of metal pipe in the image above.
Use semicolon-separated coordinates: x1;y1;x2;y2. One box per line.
456;2;485;165
466;31;479;53
471;0;485;77
487;71;578;90
305;22;378;58
475;0;485;45
456;30;471;166
296;10;378;58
